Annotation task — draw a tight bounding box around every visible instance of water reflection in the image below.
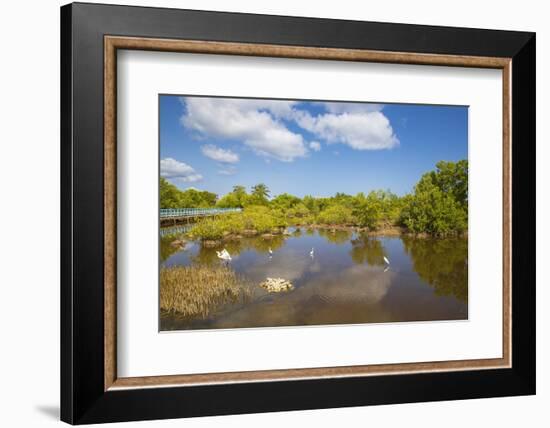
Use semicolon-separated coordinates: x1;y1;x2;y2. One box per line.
160;227;468;330
402;237;468;303
349;234;387;266
160;235;184;263
294;228;304;237
317;228;353;244
190;235;288;266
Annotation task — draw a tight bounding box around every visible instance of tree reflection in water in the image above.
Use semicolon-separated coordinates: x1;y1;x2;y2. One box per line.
317;228;353;244
190;234;288;266
160;226;468;330
160;234;183;263
349;234;387;266
402;237;468;303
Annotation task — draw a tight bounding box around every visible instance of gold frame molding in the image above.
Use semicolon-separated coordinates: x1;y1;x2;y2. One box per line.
104;36;512;391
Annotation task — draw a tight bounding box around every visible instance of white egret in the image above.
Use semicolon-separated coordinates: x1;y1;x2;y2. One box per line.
309;247;314;257
216;248;232;262
383;256;390;265
268;247;273;256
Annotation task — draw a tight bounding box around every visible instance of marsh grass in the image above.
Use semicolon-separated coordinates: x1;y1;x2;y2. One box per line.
160;265;251;318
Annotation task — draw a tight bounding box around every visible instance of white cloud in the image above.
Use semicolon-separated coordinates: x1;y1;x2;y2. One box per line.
295;110;399;151
180;97;399;159
181;97;308;162
218;165;238;176
309;141;321;152
182;174;203;182
160;157;203;182
201;144;239;163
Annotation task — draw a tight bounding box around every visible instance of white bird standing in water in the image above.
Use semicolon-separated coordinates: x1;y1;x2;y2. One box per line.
383;256;390;265
268;247;273;256
216;248;232;262
310;247;315;258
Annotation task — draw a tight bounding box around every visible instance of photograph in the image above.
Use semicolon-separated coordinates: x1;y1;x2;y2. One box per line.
159;95;469;331
53;2;536;424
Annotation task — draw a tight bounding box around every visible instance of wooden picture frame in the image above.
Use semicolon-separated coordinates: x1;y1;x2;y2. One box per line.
61;2;535;424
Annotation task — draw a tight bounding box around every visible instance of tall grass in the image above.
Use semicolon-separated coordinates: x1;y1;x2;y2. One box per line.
160;265;250;318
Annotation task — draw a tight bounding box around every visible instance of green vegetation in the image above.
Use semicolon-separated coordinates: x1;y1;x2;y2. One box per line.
215;183;271;208
400;160;468;236
161;160;468;239
187;206;288;242
317;205;354;225
160;178;217;208
160;265;251;317
187;217;227;241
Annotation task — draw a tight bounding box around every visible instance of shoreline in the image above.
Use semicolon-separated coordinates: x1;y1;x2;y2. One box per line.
289;224;467;239
164;223;467;247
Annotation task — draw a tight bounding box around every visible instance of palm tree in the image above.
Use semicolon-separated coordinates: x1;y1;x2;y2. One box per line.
251;183;270;200
232;185;246;195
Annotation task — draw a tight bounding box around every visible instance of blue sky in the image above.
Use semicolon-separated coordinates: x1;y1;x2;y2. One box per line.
160;95;467;198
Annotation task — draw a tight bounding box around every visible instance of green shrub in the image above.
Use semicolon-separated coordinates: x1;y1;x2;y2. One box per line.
239;206;274;232
401;172;467;236
317;205;355;225
188;218;225;241
223;213;246;234
270;209;289;229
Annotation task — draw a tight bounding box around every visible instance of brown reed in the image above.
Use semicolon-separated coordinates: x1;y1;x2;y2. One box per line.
160;265;250;318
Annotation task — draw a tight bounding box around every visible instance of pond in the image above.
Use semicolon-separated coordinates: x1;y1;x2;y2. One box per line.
160;227;468;331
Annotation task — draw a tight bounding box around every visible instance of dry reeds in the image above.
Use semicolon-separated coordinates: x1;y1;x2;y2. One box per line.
160;265;250;318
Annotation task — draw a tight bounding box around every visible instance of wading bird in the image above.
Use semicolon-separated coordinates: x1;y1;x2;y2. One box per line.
216;248;232;262
268;247;273;256
310;247;315;258
383;256;390;265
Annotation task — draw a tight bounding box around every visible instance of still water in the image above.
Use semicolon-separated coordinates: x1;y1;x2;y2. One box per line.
160;227;467;331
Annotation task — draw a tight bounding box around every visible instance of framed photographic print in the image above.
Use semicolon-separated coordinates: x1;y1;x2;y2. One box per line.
61;2;536;424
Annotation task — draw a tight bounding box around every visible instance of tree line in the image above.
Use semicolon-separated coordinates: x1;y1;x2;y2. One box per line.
160;159;468;236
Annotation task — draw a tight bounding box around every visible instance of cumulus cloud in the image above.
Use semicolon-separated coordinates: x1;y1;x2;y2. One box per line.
181;97;307;162
295;110;399;151
160;157;203;182
180;97;398;160
309;141;321;152
201;144;239;163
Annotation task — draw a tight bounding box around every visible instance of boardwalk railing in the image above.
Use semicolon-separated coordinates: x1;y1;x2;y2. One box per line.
160;207;242;219
159;224;193;237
